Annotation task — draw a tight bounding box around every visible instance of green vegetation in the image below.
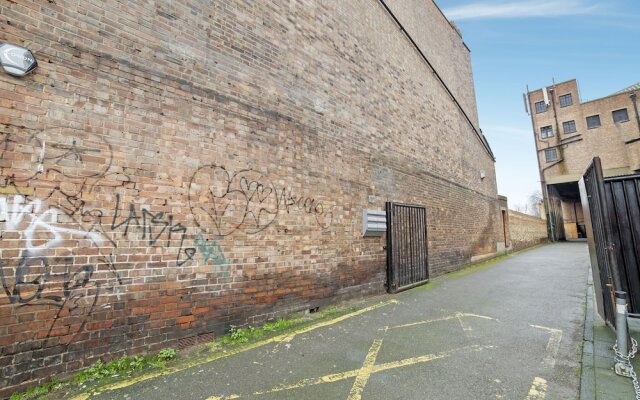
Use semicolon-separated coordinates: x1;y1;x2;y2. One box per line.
221;319;298;345
9;348;177;400
215;306;351;347
9;381;62;400
11;305;358;399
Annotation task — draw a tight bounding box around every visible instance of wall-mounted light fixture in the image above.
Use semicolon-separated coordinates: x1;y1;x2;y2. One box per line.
480;170;486;180
0;43;38;77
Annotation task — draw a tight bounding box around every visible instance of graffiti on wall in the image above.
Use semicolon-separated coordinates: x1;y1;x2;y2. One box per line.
0;129;118;194
111;194;197;266
0;195;107;252
0;253;102;343
0;125;335;343
188;164;335;236
194;233;227;265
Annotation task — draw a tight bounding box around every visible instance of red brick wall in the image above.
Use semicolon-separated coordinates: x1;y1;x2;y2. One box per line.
0;1;500;396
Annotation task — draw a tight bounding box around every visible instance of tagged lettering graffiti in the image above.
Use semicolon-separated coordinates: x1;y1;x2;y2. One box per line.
0;195;106;254
188;164;335;236
111;194;196;266
0;253;102;344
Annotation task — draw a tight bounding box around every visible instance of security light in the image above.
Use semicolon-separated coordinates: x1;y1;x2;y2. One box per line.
0;43;37;77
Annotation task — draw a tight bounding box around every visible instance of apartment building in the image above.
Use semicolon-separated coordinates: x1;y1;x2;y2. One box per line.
527;79;640;239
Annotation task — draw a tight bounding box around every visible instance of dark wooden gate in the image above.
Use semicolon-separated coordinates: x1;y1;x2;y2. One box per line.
385;202;429;293
579;157;640;324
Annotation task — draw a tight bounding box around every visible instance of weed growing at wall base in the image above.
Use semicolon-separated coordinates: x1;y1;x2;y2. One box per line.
220;319;299;346
9;348;177;400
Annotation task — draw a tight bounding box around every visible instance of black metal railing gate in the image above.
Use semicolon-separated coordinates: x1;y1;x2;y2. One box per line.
579;157;616;325
580;157;640;325
385;202;429;293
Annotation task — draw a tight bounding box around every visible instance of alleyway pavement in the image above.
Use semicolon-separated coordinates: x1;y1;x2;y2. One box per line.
75;243;630;399
581;260;640;400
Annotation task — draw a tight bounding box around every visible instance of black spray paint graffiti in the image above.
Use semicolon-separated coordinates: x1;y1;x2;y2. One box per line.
187;164;335;236
0;128;120;195
111;194;197;266
0;253;101;344
0;127;126;343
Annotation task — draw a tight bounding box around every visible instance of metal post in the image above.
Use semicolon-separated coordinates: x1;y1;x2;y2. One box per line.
614;291;633;377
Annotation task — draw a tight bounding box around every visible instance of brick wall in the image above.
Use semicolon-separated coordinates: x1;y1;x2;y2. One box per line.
0;1;500;396
508;210;549;251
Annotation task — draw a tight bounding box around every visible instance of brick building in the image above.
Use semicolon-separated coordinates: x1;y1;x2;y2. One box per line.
527;79;640;240
0;1;503;396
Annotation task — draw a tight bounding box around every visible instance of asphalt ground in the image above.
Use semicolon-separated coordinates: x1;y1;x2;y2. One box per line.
77;242;589;400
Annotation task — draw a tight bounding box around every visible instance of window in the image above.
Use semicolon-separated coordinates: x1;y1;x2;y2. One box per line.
545;148;558;162
613;108;629;123
540;125;553;139
535;101;547;113
586;115;601;129
562;120;577;134
559;93;573;107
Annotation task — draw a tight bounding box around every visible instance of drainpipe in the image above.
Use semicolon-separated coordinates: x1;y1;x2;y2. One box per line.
549;85;562;150
631;92;640;133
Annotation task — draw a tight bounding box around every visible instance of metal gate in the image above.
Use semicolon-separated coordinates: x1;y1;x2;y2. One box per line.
579;157;616;325
579;157;640;325
385;202;429;293
604;172;640;315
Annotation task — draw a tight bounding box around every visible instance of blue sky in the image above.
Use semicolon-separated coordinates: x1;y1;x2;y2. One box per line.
436;0;640;209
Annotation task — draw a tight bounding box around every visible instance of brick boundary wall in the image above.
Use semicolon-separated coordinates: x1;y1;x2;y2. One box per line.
507;210;549;251
0;1;501;396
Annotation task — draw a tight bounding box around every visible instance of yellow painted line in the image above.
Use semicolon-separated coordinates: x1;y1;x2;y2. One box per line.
389;315;457;329
69;300;398;400
462;312;498;321
207;344;494;399
455;312;473;337
271;299;398;353
347;339;383;400
388;312;497;330
525;377;548;399
530;325;563;368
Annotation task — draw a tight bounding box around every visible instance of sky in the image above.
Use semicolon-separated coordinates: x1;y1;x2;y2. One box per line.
435;0;640;210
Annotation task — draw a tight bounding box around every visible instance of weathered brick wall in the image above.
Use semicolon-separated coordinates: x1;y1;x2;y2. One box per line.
0;0;500;396
508;210;549;251
382;0;480;128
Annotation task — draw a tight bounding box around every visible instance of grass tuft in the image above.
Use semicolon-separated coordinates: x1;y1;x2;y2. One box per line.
9;348;178;400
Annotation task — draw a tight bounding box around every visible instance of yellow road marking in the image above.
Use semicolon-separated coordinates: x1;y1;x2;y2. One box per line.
207;344;494;399
455;312;473;337
69;300;398;400
530;325;563;368
388;312;497;330
347;339;383;400
525;377;548;399
271;299;399;353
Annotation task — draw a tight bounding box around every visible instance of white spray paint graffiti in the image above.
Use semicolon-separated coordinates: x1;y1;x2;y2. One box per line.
0;195;106;253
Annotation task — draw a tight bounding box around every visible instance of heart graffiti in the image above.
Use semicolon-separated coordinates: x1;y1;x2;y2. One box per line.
187;164;335;236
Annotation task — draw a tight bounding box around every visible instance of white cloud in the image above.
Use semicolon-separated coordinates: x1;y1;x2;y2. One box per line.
442;0;600;21
484;125;531;137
